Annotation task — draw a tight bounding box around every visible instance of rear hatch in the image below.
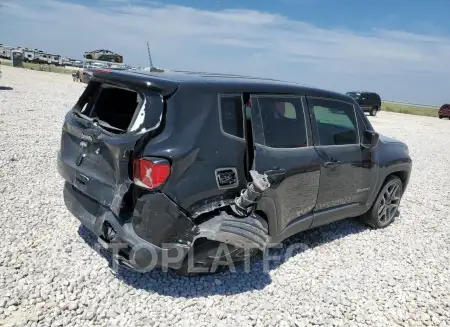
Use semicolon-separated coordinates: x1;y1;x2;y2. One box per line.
57;70;177;215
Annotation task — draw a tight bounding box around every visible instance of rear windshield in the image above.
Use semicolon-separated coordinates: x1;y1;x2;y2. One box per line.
346;92;361;99
74;81;162;134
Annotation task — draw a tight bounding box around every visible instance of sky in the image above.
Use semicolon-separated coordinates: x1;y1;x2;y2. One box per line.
1;0;449;105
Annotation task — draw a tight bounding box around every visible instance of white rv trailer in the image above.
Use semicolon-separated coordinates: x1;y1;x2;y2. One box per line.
34;52;63;65
23;49;36;61
0;45;14;59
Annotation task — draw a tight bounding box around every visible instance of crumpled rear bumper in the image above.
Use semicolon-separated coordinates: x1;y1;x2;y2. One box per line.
63;182;197;271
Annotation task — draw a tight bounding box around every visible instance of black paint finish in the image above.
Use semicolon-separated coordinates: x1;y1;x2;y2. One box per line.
58;69;412;269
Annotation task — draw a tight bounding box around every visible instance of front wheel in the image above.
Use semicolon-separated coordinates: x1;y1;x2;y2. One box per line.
360;176;403;228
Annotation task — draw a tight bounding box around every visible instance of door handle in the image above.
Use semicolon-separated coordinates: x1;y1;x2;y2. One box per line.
323;160;342;168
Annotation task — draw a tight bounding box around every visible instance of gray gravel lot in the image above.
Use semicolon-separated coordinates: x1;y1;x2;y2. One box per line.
0;65;449;327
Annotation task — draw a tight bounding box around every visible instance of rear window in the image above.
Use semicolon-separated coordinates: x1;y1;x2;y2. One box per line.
76;81;156;133
91;87;140;130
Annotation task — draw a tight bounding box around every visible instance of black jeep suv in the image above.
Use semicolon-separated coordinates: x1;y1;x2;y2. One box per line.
57;70;412;275
346;91;382;116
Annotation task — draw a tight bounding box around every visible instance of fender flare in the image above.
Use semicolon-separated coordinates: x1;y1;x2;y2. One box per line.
367;161;411;208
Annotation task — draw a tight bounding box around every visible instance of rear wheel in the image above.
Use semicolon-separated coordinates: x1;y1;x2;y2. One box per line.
370;106;378;116
439;115;443;119
360;176;403;228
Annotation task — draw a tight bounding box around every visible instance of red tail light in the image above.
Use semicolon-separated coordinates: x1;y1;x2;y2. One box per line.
132;158;170;189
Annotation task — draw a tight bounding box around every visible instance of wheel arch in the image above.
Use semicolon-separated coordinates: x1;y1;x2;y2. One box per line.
255;196;278;237
378;169;410;198
367;162;411;209
389;170;409;194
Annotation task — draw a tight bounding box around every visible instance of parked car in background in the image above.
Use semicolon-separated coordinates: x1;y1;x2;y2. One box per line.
57;70;412;275
438;104;450;119
346;91;382;116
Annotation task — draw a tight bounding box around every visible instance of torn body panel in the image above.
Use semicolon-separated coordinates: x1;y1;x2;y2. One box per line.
62;182;193;270
195;212;270;250
192;171;272;251
132;193;198;247
59;113;141;216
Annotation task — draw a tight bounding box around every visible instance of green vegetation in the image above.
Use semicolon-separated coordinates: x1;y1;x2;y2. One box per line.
381;102;439;117
1;59;76;75
312;102;439;120
23;62;76;74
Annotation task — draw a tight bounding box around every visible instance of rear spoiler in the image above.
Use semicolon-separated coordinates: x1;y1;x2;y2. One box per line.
87;68;179;96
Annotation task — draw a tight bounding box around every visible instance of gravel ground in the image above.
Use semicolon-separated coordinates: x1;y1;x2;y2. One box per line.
0;65;449;327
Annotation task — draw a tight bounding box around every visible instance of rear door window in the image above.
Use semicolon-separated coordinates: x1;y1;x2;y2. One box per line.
256;96;307;148
219;95;244;139
308;98;359;146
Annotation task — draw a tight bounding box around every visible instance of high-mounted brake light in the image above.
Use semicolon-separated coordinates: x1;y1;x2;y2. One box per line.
132;158;170;189
91;68;111;74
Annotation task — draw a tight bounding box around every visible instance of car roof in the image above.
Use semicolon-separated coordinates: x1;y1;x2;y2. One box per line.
115;69;354;102
347;91;380;96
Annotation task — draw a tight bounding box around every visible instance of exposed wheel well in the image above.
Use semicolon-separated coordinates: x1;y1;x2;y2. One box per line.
254;210;269;224
386;170;409;193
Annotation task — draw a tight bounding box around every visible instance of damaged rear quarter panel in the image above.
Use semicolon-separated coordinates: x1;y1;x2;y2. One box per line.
132;193;199;247
140;86;249;217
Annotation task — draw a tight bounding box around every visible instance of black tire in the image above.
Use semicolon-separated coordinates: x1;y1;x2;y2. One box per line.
439;115;443;119
360;176;403;229
370;106;378;116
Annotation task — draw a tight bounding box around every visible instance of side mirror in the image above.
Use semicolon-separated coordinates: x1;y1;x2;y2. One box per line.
361;130;379;149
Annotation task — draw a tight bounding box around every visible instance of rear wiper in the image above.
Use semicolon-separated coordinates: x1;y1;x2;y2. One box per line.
94;119;126;132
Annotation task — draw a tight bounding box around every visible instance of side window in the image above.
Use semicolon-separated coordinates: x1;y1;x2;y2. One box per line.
256;96;307;148
309;98;359;146
220;95;244;139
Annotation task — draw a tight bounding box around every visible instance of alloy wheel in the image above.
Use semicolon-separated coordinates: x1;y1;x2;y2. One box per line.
378;181;402;225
